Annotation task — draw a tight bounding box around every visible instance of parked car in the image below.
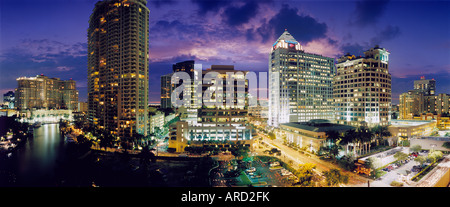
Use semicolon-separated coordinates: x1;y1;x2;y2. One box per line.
246;167;256;173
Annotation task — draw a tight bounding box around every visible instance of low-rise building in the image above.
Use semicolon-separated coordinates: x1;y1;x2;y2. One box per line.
165;113;176;124
388;119;436;139
408;113;450;130
279;119;355;153
17;109;73;123
149;111;165;134
168;121;189;153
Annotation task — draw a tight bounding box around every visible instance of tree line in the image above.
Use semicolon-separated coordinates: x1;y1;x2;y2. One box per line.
323;125;392;159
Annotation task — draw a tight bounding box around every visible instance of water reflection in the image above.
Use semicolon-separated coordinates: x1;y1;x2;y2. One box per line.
12;123;64;186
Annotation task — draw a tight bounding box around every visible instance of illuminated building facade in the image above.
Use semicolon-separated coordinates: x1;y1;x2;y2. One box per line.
160;60;196;109
334;46;392;127
432;93;450;115
399;90;425;119
160;73;173;109
279;119;355;153
414;76;436;96
15;74;78;111
168;65;253;152
399;77;450;119
88;0;149;137
2;91;15;109
268;30;335;127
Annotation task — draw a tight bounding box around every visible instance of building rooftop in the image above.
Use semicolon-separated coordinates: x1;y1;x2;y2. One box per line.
280;120;355;133
418;137;450;142
273;30;299;46
390;119;434;127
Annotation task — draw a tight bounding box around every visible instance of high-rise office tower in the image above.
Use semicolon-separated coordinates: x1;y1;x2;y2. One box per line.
160;60;196;109
268;30;335;127
15;75;78;111
334;46;391;127
168;65;252;152
414;76;436;96
160;73;173;109
88;0;149;137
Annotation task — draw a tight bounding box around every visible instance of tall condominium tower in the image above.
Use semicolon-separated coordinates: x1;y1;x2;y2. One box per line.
268;30;335;127
334;46;391;127
15;74;78;111
88;0;149;137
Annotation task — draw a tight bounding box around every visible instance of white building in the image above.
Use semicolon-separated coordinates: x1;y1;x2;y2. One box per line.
268;30;335;127
334;46;391;127
149;111;165;134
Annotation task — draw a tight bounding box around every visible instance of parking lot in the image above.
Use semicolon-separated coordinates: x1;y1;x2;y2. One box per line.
211;158;297;187
375;156;419;187
362;149;430;187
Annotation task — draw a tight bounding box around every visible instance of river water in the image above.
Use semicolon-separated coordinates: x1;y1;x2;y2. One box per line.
1;123;66;186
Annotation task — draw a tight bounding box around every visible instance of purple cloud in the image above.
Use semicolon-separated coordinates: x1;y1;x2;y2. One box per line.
255;4;328;44
351;0;390;27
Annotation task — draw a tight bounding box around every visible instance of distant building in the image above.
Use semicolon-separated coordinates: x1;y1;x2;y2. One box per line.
15;74;78;111
391;104;399;119
399;90;425;119
427;93;450;115
161;60;196;109
248;105;268;119
268;30;335;127
160;73;173;109
77;102;88;113
407;113;450;130
414;76;436;96
334;46;392;127
399;76;450;119
2;91;14;109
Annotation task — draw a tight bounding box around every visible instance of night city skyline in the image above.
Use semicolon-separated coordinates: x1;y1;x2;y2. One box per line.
2;0;450;194
1;0;449;105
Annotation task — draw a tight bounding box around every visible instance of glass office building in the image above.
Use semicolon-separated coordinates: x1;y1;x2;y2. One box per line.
268;30;335;127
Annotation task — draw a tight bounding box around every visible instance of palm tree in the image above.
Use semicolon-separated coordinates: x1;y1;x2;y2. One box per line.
366;128;375;153
325;130;341;160
341;129;357;156
325;130;341;148
372;125;391;146
357;126;374;155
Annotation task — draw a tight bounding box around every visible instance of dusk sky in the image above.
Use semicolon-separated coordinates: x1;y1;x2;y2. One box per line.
1;0;449;104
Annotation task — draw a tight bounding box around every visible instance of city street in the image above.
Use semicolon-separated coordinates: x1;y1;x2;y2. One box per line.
254;132;368;186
